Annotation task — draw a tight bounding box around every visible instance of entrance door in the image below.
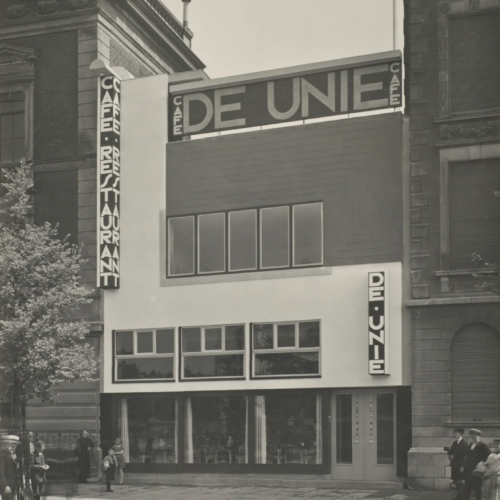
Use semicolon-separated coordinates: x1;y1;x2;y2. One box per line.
331;389;397;481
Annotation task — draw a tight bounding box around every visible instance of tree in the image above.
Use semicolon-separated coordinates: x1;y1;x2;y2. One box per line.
0;160;98;432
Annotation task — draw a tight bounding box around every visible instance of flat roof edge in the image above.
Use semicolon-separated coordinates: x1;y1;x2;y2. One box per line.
170;50;402;94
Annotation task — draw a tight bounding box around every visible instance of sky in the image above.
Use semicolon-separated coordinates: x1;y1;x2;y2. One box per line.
162;0;404;79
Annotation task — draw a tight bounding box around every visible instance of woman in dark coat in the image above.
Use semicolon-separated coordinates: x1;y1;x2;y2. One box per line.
75;431;94;483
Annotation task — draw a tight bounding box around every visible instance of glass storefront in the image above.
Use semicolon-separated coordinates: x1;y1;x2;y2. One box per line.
116;390;326;472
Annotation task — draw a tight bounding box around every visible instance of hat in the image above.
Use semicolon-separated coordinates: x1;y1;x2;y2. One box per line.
469;429;482;436
0;435;20;445
453;427;465;435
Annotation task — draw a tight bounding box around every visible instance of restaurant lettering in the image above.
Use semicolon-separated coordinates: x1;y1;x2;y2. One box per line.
98;75;120;289
170;57;401;139
368;272;388;375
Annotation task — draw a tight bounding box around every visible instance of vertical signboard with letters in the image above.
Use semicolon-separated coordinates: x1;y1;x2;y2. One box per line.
368;272;388;375
97;75;121;289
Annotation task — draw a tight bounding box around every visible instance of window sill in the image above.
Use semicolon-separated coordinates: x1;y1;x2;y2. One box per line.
446;421;500;428
435;268;497;277
161;267;332;287
435;110;500;124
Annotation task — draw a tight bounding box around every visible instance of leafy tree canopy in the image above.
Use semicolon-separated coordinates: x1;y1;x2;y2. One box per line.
0;161;98;409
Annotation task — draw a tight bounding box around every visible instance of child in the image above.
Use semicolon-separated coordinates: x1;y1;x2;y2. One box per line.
112;438;125;485
101;448;118;493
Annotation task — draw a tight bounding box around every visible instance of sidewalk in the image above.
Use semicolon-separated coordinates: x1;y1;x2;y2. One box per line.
41;482;454;500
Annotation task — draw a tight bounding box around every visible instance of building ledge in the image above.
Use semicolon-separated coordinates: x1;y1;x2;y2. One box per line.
161;267;332;287
434;268;496;277
406;296;500;307
435;111;500;124
445;421;500;427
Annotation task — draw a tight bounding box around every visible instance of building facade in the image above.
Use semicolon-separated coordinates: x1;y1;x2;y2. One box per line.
98;53;412;481
0;0;204;471
405;0;500;490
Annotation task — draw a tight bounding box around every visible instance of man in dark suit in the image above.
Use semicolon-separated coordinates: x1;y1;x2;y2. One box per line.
463;429;491;500
446;427;469;500
0;442;11;500
1;436;19;500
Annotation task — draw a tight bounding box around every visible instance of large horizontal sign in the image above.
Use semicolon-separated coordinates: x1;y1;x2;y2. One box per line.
97;75;120;289
170;54;401;140
368;272;388;375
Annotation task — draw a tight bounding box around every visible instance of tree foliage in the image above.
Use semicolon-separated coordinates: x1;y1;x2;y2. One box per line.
471;252;500;295
0;161;98;415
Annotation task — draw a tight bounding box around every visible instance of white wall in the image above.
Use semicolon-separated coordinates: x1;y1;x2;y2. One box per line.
101;73;407;394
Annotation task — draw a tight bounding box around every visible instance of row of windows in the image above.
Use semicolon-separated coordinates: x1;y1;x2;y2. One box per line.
167;203;323;277
114;321;321;382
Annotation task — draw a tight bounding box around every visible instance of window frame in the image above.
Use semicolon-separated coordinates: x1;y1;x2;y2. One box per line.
228;209;258;272
197;212;226;275
180;324;246;381
292;202;324;267
439;145;500;271
251;320;322;379
114;328;176;383
168;215;196;277
167;202;323;279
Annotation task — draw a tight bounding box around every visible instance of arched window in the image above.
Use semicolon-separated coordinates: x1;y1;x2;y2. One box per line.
451;323;500;421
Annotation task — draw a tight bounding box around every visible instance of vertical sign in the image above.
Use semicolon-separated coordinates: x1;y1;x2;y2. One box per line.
368;272;388;375
98;75;121;289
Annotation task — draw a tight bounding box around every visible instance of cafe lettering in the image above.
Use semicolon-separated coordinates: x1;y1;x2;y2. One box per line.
170;56;401;139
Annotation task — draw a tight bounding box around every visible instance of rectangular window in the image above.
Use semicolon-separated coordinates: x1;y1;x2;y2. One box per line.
450;14;500;114
181;324;245;380
122;397;178;464
229;210;257;271
252;321;320;378
255;394;322;465
293;203;323;266
260;206;290;268
0;92;25;165
184;395;247;464
449;159;500;269
167;203;323;278
198;213;225;274
168;217;195;276
115;329;175;381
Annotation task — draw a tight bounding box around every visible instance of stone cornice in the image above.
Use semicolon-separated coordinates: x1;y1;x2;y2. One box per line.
0;43;37;83
0;0;98;22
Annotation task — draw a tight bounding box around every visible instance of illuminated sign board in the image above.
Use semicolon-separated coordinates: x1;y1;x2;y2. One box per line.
97;75;120;289
368;272;388;375
170;53;402;140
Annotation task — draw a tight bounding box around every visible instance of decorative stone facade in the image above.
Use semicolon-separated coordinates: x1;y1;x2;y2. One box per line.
404;0;500;490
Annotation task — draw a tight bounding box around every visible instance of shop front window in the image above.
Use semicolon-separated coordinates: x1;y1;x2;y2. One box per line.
120;397;178;464
184;395;247;464
254;393;322;465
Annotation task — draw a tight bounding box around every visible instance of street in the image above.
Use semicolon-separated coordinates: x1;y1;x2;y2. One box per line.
41;483;450;500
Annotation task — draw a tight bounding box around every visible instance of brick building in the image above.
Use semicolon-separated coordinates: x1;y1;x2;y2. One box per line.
404;0;500;489
0;0;204;468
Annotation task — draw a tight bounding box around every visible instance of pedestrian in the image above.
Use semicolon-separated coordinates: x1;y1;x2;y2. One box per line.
74;430;94;484
475;439;500;500
446;427;468;499
112;438;125;485
101;448;118;493
464;429;491;500
0;436;19;500
0;445;12;500
30;441;48;500
27;432;34;455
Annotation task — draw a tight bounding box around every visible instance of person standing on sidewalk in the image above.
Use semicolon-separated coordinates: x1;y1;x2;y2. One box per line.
101;448;118;493
75;431;94;484
112;438;125;485
446;427;468;500
1;436;19;500
30;441;48;500
464;429;491;500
